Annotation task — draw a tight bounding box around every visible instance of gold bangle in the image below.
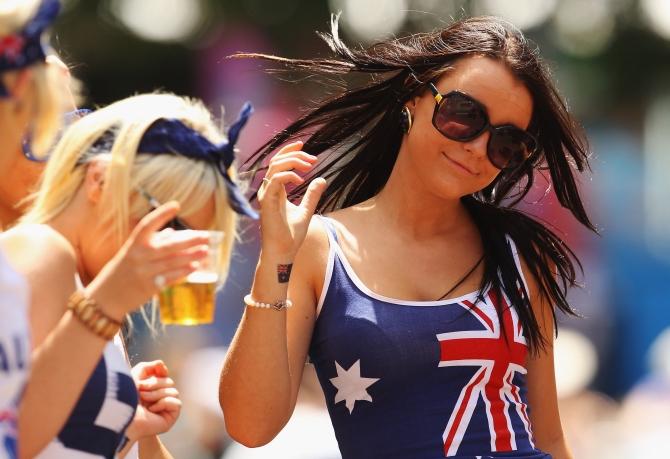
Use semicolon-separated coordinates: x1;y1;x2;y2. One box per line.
67;290;122;341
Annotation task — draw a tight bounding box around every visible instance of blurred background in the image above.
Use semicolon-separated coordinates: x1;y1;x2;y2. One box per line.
52;0;670;458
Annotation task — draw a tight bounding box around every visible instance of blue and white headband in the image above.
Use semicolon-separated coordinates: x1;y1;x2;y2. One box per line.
0;0;60;97
88;102;258;220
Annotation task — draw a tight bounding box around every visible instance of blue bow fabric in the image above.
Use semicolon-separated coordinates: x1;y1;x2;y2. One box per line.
0;0;60;97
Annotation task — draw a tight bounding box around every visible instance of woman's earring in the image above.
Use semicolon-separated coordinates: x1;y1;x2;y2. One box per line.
21;127;48;163
401;106;413;134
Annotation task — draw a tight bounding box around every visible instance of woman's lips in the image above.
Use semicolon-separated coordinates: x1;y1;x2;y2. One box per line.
442;152;478;175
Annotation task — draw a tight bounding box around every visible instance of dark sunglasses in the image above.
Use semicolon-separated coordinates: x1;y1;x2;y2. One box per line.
137;188;191;231
427;83;537;169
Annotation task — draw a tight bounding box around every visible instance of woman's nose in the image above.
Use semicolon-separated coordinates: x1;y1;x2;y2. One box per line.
463;130;490;159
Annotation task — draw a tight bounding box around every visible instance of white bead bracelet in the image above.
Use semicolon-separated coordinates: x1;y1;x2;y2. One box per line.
243;294;293;311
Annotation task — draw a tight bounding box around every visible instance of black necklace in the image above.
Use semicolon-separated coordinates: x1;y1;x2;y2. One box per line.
436;255;485;301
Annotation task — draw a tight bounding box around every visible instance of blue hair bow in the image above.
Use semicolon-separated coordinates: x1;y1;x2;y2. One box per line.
0;0;60;97
135;102;258;219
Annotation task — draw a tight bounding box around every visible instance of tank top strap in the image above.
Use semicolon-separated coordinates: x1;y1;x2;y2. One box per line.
505;234;531;296
315;214;340;245
312;215;340;319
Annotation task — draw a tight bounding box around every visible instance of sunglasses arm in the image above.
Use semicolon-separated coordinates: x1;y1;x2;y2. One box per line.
428;82;443;104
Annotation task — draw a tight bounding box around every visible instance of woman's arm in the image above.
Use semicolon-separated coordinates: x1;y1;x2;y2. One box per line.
138;436;173;459
2;226;110;459
117;435;173;459
521;257;574;459
2;205;208;458
219;141;327;447
219;219;327;446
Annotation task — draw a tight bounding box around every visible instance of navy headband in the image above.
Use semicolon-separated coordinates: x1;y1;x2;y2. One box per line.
89;102;258;219
0;0;60;97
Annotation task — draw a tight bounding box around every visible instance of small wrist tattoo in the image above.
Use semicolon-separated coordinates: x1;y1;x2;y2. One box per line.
277;263;293;283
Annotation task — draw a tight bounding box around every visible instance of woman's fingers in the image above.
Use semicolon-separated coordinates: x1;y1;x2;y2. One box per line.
258;171;305;201
128;202;180;244
150;230;210;252
147;396;182;414
273;140;304;158
137;376;175;391
266;156;316;177
132;360;168;380
145;240;209;266
155;266;202;289
299;177;327;216
148;246;209;276
259;144;318;199
139;387;179;403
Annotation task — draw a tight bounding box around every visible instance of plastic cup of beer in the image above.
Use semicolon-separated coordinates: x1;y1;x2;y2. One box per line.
158;230;223;326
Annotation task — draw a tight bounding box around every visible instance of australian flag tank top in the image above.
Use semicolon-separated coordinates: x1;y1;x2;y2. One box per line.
308;215;552;459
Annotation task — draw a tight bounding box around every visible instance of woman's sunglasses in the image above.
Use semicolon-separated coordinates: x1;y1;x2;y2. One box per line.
427;83;537;169
137;188;191;231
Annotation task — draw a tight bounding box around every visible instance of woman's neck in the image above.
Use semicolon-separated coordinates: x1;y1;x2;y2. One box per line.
367;168;472;241
45;190;94;284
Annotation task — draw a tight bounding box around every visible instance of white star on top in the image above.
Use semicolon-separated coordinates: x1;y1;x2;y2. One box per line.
329;359;380;414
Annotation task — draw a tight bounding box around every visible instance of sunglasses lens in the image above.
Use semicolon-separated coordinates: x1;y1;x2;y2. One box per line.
434;93;487;140
488;127;535;169
163;218;190;231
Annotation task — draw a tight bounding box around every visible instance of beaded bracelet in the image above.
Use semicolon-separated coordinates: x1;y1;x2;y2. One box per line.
67;290;122;341
243;294;293;311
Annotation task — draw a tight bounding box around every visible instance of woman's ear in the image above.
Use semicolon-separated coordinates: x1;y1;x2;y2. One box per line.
2;69;33;118
83;160;107;203
6;69;33;102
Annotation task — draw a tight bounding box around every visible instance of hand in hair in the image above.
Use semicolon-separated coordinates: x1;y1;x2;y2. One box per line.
84;201;210;321
257;141;327;260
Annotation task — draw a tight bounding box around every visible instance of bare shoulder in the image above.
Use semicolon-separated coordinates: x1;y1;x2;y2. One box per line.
301;215;331;257
320;206;360;237
293;215;331;299
1;224;78;345
0;224;77;287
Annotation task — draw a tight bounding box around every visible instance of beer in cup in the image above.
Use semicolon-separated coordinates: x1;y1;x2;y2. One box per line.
158;230;223;325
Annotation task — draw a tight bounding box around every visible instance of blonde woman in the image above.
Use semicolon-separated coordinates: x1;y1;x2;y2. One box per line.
0;0;76;228
0;3;220;458
1;92;256;458
0;1;72;457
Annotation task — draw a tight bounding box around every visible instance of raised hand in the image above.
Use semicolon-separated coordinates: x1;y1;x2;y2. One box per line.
257;141;326;259
85;202;210;321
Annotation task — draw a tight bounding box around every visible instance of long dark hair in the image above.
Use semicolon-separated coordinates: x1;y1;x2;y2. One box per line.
237;15;597;354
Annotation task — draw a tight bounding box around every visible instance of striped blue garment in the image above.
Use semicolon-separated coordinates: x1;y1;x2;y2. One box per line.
36;337;138;459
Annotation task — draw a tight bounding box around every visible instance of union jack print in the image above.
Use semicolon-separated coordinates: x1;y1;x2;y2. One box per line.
437;290;533;457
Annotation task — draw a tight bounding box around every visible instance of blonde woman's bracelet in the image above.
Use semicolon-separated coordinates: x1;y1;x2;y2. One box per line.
67;290;122;340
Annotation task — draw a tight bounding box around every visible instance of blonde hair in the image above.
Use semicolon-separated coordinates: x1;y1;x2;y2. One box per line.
0;0;77;157
22;93;241;323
